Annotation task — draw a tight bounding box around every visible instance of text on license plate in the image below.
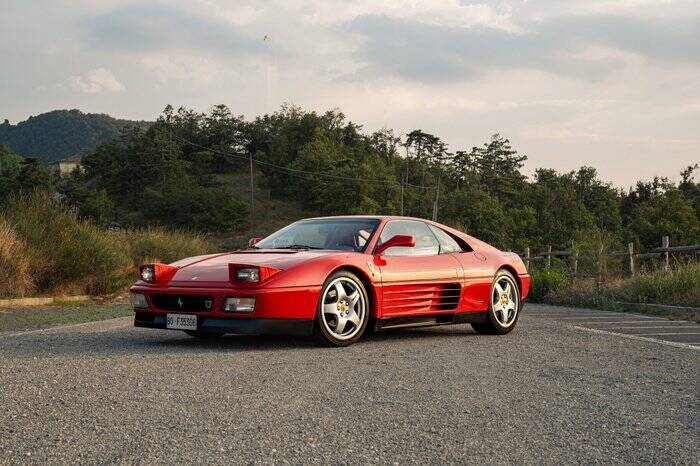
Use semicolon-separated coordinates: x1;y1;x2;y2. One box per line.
166;314;197;330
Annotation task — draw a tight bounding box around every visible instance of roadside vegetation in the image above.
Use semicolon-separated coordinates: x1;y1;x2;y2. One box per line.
0;190;213;298
528;262;700;320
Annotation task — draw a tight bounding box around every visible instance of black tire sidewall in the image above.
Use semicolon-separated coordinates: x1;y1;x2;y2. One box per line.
314;270;370;346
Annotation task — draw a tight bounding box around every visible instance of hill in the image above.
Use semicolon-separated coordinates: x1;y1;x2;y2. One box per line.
0;109;151;163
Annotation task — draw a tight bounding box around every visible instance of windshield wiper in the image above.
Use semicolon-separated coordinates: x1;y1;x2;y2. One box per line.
273;244;322;250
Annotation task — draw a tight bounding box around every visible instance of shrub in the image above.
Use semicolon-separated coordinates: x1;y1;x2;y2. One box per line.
0;218;33;297
529;269;568;302
3;190;127;294
540;261;700;310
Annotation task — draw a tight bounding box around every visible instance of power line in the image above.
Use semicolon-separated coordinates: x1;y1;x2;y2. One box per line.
171;133;436;189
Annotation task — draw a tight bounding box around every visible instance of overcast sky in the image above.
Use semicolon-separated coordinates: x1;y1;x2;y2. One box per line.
2;0;699;187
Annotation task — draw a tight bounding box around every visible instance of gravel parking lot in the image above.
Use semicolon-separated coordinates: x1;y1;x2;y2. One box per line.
1;304;698;464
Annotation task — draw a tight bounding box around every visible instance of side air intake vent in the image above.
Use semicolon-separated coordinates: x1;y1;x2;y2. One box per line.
382;283;462;313
435;283;461;311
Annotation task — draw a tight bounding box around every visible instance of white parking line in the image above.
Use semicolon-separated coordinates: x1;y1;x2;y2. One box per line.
556;316;665;320
597;326;699;330
574;321;686;325
633;332;700;336
572;326;700;351
2;317;131;337
528;313;641;318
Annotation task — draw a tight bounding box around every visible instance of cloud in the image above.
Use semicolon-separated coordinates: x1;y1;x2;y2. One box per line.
70;68;125;93
294;0;518;31
344;13;700;82
140;54;227;88
81;3;268;57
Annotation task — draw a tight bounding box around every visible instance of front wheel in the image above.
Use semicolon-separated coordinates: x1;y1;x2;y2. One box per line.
314;271;369;347
471;270;520;335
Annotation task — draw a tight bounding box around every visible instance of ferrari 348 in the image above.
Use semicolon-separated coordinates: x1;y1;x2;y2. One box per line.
130;216;530;346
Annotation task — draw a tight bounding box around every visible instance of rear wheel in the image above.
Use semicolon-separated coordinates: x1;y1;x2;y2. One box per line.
314;271;369;347
471;270;520;335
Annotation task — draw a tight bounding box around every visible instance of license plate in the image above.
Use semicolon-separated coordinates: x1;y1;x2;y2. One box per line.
166;314;197;330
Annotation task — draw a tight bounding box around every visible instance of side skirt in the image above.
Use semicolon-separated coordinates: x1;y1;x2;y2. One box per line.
374;311;488;331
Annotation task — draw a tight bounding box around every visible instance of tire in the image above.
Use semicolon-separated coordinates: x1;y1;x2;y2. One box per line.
184;330;224;339
314;270;370;347
471;269;521;335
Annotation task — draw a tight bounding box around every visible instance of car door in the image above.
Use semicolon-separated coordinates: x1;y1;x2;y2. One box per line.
428;224;493;312
376;220;463;318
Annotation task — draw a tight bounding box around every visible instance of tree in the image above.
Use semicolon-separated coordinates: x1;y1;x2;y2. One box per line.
471;134;527;207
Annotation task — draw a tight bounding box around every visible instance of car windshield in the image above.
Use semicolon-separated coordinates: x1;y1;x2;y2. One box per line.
254;218;380;252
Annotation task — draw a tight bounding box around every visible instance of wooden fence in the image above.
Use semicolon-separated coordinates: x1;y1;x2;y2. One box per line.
520;235;700;277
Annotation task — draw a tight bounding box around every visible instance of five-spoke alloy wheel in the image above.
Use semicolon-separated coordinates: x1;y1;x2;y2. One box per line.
472;269;520;335
315;271;369;346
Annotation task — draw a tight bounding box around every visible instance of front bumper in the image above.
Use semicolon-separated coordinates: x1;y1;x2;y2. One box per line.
134;312;314;336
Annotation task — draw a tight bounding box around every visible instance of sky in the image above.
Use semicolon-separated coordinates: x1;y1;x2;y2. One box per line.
1;0;699;187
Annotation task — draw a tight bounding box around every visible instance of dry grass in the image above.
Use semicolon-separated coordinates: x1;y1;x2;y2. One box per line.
113;227;214;269
0;190;215;298
0;218;34;297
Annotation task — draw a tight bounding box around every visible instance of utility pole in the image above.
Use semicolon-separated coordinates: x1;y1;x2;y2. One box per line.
432;175;440;221
249;153;255;234
400;172;405;216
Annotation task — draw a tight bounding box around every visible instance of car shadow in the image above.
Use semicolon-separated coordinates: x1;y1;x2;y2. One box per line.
1;324;481;359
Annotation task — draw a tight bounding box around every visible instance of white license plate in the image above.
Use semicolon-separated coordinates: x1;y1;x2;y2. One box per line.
166;314;197;330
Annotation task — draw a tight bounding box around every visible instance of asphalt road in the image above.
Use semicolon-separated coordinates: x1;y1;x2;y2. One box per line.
1;304;698;465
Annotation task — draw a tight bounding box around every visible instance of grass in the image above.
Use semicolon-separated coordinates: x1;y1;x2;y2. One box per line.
0;190;217;299
0;303;132;333
530;262;700;321
0;218;33;297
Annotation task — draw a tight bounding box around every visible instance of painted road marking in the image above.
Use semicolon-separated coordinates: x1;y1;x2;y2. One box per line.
572;326;700;351
595;326;699;330
570;320;691;325
2;316;131;337
556;316;665;320
527;306;699;350
527;313;655;318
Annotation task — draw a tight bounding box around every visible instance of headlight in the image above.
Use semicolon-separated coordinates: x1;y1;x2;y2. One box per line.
129;292;148;308
229;265;281;282
235;267;260;282
140;266;154;282
223;297;255;313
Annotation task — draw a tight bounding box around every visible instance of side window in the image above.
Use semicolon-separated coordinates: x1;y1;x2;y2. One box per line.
378;220;440;256
428;225;463;253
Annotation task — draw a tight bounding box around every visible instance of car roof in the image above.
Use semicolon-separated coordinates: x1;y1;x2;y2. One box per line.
302;215;431;222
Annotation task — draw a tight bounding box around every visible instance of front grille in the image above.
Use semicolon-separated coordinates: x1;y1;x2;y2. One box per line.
150;294;214;312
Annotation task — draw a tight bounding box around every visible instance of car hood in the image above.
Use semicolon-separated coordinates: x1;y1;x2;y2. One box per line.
167;249;340;283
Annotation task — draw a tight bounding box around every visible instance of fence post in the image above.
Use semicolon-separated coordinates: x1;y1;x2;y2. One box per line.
571;240;578;278
628;242;635;277
546;245;552;269
662;236;670;272
524;247;530;271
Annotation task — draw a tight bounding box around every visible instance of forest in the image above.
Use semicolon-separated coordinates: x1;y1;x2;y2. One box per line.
1;104;699;255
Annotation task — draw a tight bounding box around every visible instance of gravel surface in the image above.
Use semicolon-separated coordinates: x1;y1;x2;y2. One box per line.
1;303;698;465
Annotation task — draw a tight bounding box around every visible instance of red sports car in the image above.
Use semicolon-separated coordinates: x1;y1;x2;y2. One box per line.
130;216;530;346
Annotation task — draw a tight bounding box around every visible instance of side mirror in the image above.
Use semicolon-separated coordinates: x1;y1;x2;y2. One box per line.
375;234;416;256
248;237;262;247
